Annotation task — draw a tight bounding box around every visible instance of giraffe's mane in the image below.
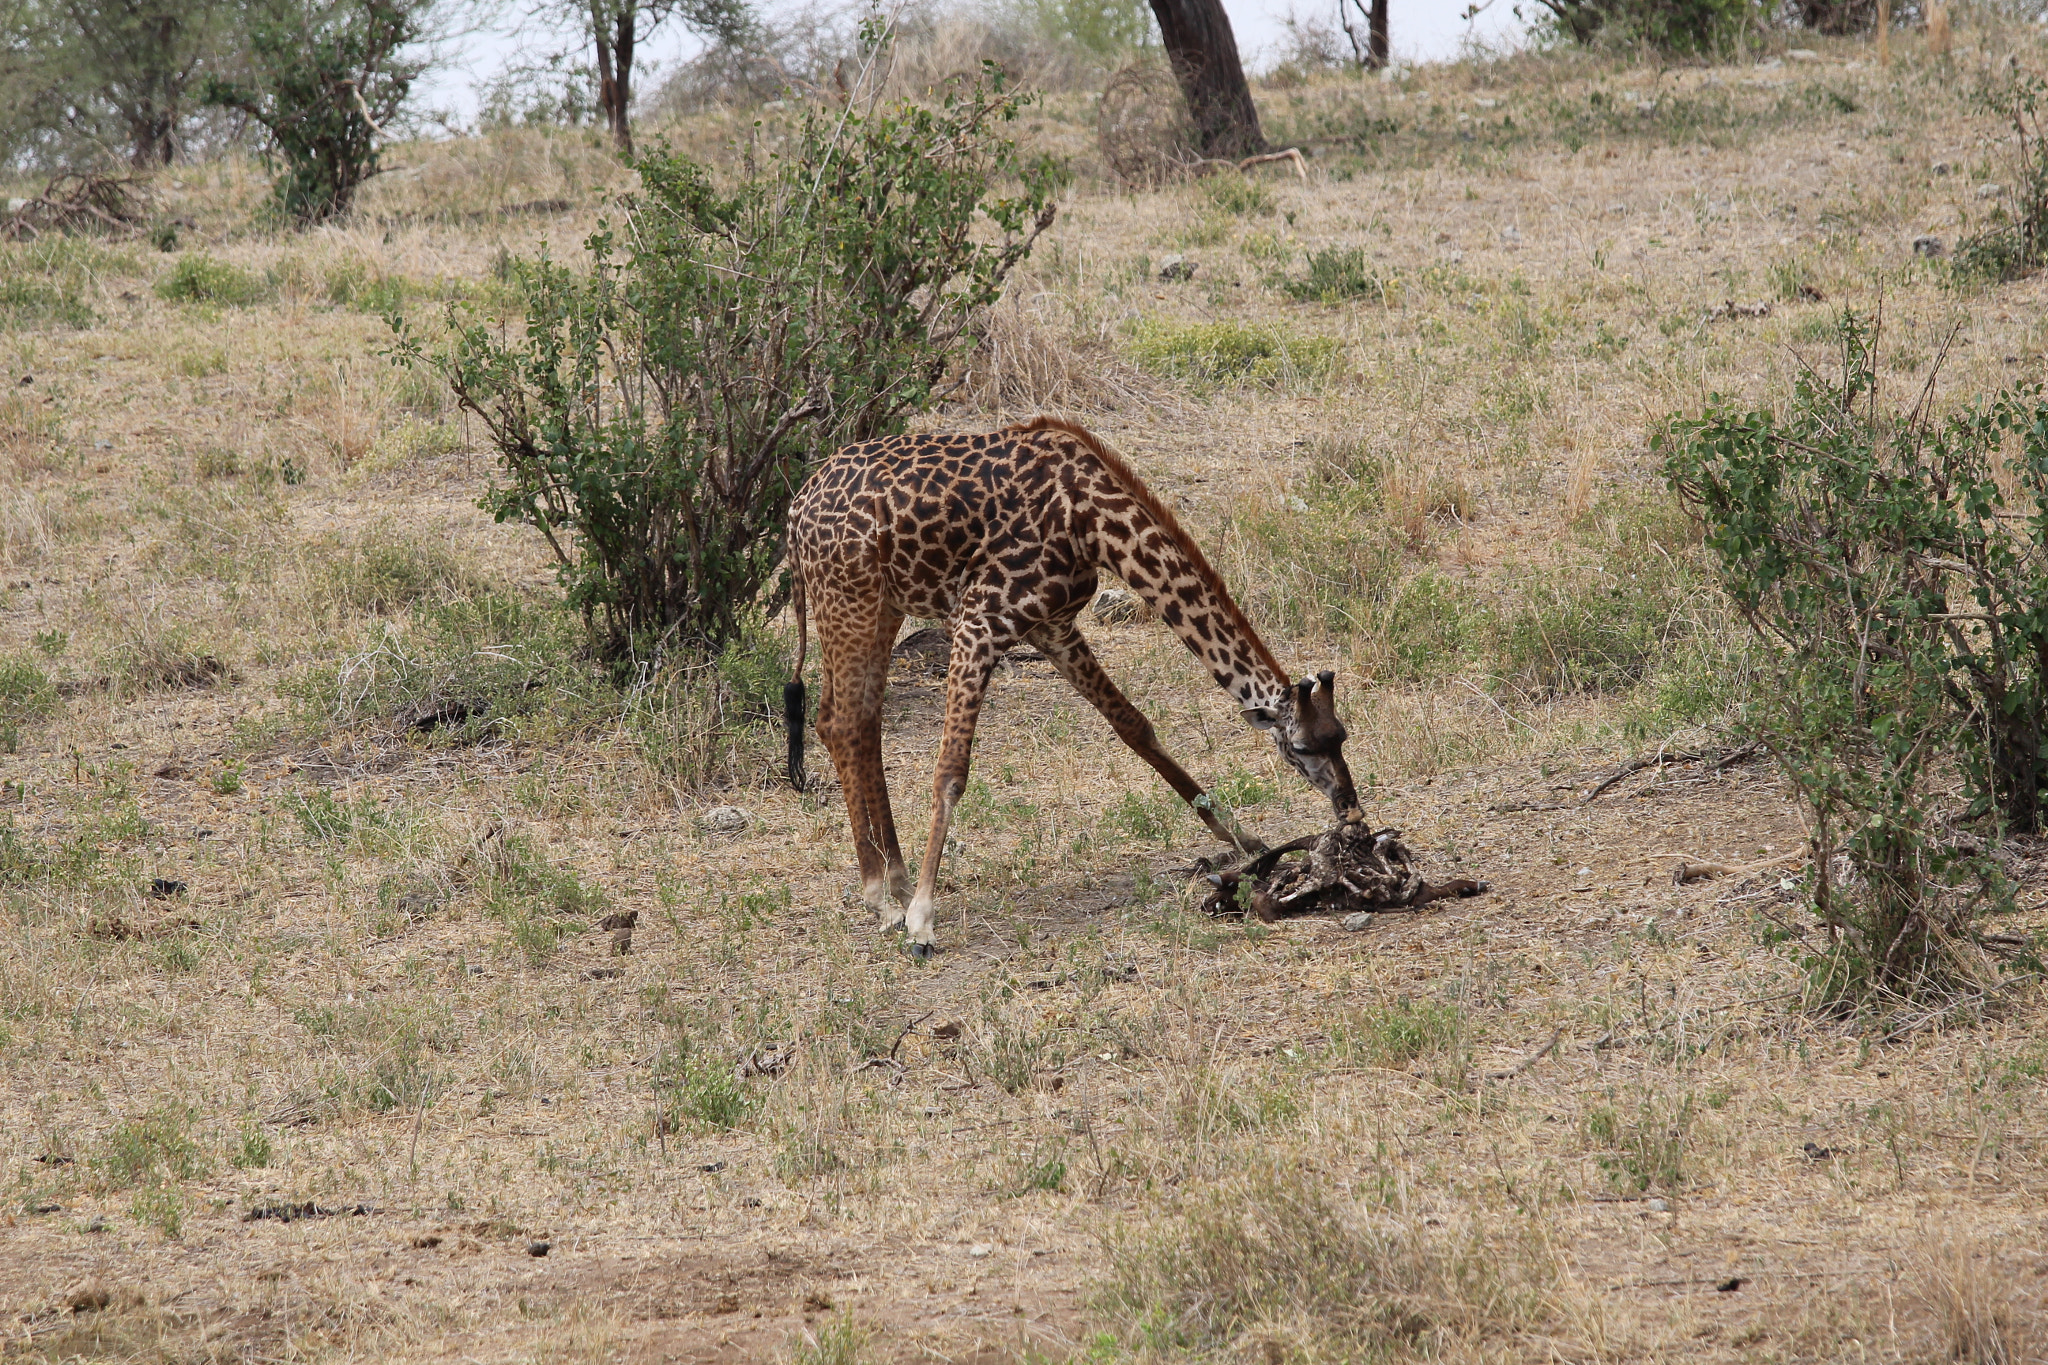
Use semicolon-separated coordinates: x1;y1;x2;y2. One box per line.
1010;415;1290;692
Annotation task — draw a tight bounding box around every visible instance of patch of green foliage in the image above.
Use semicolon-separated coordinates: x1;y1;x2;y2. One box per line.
1126;319;1338;388
1279;247;1390;304
155;254;267;306
1664;309;2048;1011
0;654;58;753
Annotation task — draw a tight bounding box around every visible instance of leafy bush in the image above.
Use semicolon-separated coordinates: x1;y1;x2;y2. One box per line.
1280;246;1391;304
1663;310;2048;1009
1127;319;1338;388
201;0;424;223
155;254;267;306
408;68;1058;659
1531;0;1755;54
1953;70;2048;285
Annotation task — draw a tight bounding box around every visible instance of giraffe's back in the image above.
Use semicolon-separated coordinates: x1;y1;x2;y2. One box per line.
789;423;1111;629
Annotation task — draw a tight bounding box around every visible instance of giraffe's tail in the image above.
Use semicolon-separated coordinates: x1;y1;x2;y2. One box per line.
784;567;808;792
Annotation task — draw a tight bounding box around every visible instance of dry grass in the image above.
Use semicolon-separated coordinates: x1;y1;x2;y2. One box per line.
2;20;2048;1365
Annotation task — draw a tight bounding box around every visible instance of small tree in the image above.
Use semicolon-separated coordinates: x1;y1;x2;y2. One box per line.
402;67;1060;660
201;0;424;223
1662;312;2048;1008
1531;0;1754;54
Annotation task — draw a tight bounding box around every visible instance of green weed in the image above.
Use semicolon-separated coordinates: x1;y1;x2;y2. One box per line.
1126;319;1338;389
155;254;268;306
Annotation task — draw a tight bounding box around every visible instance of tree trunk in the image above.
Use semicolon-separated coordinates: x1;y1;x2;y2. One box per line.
591;0;635;155
1368;0;1388;68
1145;0;1264;158
126;106;176;167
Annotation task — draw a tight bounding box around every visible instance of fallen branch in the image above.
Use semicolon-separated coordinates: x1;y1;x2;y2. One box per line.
1189;147;1311;180
1485;1025;1564;1080
1585;747;1704;802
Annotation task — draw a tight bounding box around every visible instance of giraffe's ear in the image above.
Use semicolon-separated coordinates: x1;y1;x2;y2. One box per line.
1242;706;1281;730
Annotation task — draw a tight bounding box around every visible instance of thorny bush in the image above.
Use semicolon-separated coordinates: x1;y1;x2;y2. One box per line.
1954;68;2048;285
1662;310;2048;1010
402;63;1060;660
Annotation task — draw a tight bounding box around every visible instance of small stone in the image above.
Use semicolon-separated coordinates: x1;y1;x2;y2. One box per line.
1645;1197;1669;1213
700;805;750;835
1932;160;1952;176
1912;235;1946;258
1500;225;1522;245
1756;56;1784;68
1634;99;1656;114
527;1240;551;1257
1977;183;2005;200
1787;47;1820;61
1473;96;1499;109
968;1243;994;1258
1341;912;1376;931
1157;254;1196;282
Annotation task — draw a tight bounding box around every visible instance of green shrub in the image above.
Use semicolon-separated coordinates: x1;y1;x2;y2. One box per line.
201;0;424;223
655;1047;756;1131
1280;247;1391;304
92;1106;210;1190
1127;319;1338;388
155;254;268;306
1663;309;2048;1010
406;68;1058;659
1534;0;1755;54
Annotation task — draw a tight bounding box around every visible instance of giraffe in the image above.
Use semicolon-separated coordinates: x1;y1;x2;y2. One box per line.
785;415;1360;956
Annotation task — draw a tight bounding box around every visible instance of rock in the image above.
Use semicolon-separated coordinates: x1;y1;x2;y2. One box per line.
1645;1197;1669;1212
1932;160;1952;176
1913;235;1946;258
1787;47;1820;61
1500;225;1522;246
700;805;750;835
1635;99;1657;114
968;1243;993;1258
1473;97;1499;109
1157;254;1197;282
527;1240;551;1257
1756;56;1784;68
1090;587;1146;624
1340;911;1376;931
582;966;623;981
1977;183;2005;200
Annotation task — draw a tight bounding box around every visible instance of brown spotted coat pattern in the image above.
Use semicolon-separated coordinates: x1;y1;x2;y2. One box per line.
788;416;1360;953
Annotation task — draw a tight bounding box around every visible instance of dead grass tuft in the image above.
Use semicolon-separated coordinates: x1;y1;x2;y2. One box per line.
1099;1163;1569;1359
960;304;1159;416
1917;1231;2040;1365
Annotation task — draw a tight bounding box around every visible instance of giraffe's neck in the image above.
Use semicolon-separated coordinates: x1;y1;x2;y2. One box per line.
1092;502;1291;711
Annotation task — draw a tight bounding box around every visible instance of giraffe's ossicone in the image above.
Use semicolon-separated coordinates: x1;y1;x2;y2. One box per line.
785;416;1360;956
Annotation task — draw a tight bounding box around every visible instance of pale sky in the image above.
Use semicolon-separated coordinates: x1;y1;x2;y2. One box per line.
418;0;1531;128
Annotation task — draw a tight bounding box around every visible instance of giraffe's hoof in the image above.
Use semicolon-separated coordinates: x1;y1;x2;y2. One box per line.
907;940;935;961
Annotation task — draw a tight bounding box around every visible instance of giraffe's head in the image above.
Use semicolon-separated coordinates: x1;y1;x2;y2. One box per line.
1244;670;1362;822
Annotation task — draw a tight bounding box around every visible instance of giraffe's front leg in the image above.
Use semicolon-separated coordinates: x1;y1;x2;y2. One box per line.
904;625;1000;958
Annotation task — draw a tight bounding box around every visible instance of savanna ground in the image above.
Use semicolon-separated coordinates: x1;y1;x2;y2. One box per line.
5;21;2048;1364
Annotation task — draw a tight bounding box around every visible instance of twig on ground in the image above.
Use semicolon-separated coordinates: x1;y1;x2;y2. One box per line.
1485;1024;1564;1080
1585;746;1703;801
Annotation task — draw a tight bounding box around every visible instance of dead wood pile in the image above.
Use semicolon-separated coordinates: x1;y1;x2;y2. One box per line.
2;172;156;241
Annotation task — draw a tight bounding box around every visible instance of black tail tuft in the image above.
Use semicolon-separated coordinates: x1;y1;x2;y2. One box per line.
783;679;807;791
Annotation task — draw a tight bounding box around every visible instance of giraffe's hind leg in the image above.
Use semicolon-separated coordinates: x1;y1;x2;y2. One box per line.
1028;618;1268;856
813;591;906;922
